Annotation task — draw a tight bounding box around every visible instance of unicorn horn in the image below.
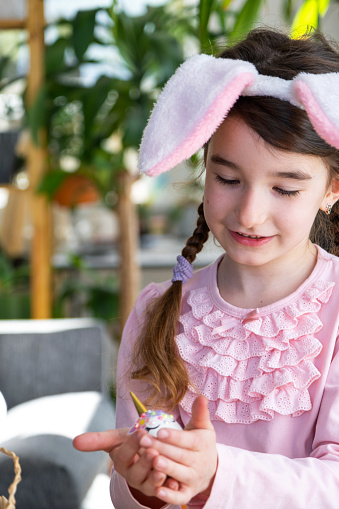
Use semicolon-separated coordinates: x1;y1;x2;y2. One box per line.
130;392;148;416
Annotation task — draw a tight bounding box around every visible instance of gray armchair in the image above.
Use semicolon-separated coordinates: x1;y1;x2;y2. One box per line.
0;318;116;509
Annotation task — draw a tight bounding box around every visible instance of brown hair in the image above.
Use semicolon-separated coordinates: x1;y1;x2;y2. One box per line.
131;28;339;408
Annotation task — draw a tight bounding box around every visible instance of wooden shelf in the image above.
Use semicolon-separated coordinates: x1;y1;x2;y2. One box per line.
0;19;26;30
1;0;52;319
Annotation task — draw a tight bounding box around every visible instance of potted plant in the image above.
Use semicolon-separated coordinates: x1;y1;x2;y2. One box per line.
0;251;30;319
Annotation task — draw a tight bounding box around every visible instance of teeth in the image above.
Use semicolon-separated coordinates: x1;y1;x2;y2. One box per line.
238;233;262;239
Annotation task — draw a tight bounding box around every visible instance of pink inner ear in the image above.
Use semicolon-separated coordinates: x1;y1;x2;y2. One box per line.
295;81;339;150
145;72;255;177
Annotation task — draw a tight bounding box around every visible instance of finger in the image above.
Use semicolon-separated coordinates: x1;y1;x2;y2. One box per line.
151;471;180;491
153;455;193;485
151;468;180;491
139;429;192;454
142;427;210;456
164;477;180;491
150;467;168;487
155;484;192;505
125;448;159;486
73;428;129;453
124;448;173;498
112;430;148;470
185;395;214;431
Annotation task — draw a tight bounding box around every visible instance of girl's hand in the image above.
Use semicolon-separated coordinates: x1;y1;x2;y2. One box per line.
73;426;178;504
140;396;218;505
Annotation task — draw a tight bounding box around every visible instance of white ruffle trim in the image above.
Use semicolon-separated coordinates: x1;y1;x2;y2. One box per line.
177;280;334;424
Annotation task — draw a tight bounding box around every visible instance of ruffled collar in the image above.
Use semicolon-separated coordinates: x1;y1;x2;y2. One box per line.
176;246;335;424
208;245;332;318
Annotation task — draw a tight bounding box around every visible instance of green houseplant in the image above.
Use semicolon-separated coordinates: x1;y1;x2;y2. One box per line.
0;250;30;319
0;0;335;325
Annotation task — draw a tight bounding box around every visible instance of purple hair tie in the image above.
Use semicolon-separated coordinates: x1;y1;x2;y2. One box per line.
171;255;193;284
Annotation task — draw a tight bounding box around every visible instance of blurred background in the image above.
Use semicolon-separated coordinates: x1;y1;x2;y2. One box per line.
1;2;339;508
0;0;339;342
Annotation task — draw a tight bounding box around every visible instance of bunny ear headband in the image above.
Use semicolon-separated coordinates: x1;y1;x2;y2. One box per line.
138;54;339;177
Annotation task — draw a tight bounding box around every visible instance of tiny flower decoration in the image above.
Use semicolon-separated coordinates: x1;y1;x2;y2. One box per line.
128;392;182;437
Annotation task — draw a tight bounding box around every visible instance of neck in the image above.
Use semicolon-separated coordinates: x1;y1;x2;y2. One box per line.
217;242;318;309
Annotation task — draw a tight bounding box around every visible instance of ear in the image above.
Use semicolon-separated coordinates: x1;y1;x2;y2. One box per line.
320;178;339;212
331;178;339;205
138;55;257;177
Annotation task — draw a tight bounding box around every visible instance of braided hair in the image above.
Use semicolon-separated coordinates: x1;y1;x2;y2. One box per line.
131;202;210;408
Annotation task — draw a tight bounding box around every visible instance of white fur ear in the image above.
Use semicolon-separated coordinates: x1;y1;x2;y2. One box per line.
294;73;339;149
138;55;257;176
138;55;339;178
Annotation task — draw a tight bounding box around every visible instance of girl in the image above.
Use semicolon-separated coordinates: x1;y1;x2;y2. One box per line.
74;28;339;508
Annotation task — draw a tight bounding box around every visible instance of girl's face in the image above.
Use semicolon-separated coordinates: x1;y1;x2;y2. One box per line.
204;115;334;271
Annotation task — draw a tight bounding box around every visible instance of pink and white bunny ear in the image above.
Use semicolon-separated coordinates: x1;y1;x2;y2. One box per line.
139;55;257;176
139;54;339;177
294;72;339;150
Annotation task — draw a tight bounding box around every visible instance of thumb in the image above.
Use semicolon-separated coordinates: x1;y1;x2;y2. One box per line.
184;395;214;432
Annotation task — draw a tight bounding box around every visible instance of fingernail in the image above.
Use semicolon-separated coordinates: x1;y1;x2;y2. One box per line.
157;429;169;439
153;471;164;482
156;457;167;469
140;435;152;447
146;451;156;461
157;488;166;497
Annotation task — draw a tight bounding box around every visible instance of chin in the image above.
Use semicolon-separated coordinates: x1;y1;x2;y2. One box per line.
225;250;273;267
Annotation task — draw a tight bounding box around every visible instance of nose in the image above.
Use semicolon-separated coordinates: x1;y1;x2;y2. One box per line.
237;188;268;229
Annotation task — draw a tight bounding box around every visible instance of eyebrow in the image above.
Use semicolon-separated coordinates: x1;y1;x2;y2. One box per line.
210;154;313;181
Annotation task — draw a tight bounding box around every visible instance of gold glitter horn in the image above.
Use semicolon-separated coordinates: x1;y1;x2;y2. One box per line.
130;392;148;416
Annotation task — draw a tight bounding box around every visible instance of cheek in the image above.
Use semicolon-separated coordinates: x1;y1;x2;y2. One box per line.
204;191;229;222
275;197;322;233
204;180;233;209
203;195;223;233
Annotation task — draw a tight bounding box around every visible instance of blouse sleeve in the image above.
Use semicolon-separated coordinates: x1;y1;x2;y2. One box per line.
202;340;339;509
110;283;181;509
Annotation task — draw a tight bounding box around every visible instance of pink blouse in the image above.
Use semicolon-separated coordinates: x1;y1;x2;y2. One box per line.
111;245;339;509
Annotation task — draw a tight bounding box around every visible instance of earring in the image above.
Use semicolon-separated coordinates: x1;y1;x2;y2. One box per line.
325;204;332;215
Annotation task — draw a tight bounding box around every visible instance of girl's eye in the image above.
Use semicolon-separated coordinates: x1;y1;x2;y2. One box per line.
214;175;300;197
215;175;239;186
274;187;300;197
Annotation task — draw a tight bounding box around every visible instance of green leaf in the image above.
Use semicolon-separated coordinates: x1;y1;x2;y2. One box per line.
291;0;330;38
82;75;113;139
123;102;150;147
0;252;15;291
228;0;264;42
291;0;316;38
37;170;69;200
222;0;234;8
45;37;68;76
319;0;331;16
146;32;184;82
86;287;119;320
281;0;294;23
111;10;139;72
199;0;216;49
208;2;234;37
68;253;86;270
26;84;47;146
72;9;98;61
0;55;11;83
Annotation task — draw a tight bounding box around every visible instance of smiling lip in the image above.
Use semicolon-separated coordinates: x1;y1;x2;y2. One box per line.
229;230;274;246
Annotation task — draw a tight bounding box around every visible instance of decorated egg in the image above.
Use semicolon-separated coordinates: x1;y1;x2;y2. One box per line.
128;392;183;437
